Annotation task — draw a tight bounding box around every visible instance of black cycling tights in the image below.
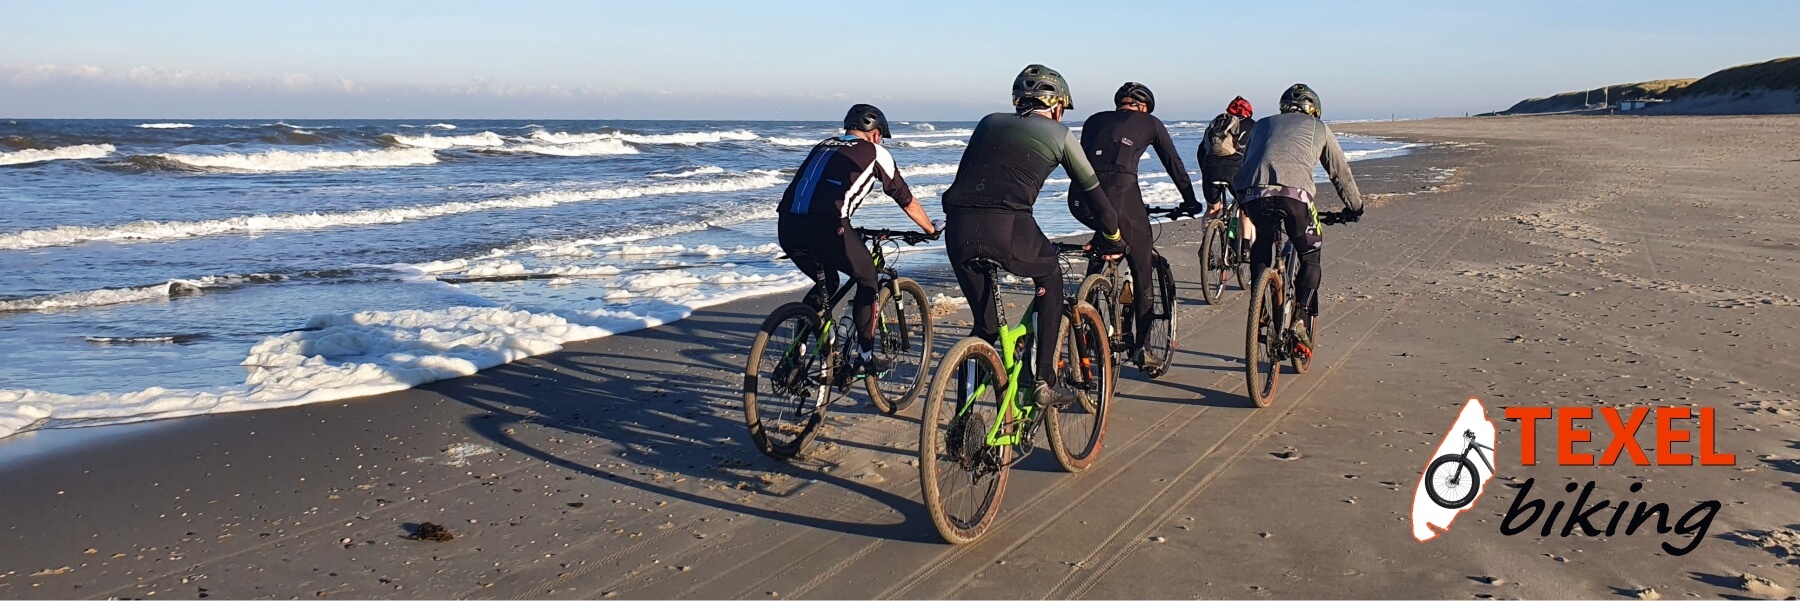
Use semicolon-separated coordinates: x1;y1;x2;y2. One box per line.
946;211;1063;387
778;216;880;353
1244;196;1323;322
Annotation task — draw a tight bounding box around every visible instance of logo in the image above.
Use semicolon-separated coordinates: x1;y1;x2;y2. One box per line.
1120;136;1135;146
1410;400;1736;555
1411;397;1497;541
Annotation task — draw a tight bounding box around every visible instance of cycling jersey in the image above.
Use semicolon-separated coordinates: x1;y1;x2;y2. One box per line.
1077;109;1198;204
778;135;917;219
1233;113;1363;211
941;112;1115;228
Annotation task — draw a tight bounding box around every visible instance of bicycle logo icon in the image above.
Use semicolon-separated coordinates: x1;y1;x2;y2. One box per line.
1411;397;1498;542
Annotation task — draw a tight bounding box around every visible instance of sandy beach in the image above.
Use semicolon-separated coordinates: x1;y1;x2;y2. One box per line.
3;114;1798;599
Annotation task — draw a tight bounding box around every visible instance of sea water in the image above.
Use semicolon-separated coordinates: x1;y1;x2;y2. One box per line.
0;118;1412;438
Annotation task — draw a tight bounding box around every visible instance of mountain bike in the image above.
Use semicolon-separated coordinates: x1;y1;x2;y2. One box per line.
1244;209;1351;408
1198;182;1249;305
1425;429;1495;509
742;228;938;460
918;258;1114;544
1061;226;1177;379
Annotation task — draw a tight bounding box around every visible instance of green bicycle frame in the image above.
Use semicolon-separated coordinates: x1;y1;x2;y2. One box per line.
958;297;1040;448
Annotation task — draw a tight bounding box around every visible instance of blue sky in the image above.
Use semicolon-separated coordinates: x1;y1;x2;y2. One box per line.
3;0;1795;120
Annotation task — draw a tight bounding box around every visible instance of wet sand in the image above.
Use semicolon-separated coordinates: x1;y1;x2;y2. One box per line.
2;114;1798;599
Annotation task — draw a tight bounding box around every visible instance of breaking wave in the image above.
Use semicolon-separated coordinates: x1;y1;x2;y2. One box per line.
0;172;785;250
152;147;439;172
0;144;116;166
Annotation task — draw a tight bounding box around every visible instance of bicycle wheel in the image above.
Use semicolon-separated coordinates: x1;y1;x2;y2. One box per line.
1230;223;1250;292
1047;302;1113;473
919;337;1011;545
1198;219;1228;305
743;302;831;460
866;278;933;414
1076;273;1117;347
1244;270;1283;408
1424;454;1481;509
1140;252;1177;379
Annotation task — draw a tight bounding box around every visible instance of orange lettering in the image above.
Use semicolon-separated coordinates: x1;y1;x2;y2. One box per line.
1598;407;1651;466
1558;407;1594;465
1656;407;1694;466
1698;407;1736;466
1507;406;1553;465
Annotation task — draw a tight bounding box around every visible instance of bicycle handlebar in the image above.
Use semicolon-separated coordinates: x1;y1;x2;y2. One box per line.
1316;210;1361;226
854;227;940;246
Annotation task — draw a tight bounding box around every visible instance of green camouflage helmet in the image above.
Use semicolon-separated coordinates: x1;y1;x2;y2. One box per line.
1013;64;1073;111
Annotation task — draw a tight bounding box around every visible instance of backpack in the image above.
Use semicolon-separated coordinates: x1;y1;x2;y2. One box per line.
1206;114;1241;157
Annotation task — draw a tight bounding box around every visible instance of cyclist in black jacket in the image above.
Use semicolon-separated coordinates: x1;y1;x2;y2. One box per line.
942;64;1126;408
1074;82;1198;370
778;104;938;375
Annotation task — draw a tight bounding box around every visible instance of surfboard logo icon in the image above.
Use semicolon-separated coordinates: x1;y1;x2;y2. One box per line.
1411;397;1498;542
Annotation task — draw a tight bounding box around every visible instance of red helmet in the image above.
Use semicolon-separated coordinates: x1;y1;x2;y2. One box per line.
1227;96;1253;118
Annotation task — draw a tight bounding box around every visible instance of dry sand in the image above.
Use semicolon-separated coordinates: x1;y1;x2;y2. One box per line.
1;114;1798;599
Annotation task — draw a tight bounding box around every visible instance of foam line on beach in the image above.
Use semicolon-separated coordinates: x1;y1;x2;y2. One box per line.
0;269;812;440
0;172;786;250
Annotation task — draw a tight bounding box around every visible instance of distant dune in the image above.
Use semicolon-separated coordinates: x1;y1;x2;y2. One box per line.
1493;55;1800;115
1500;79;1694;114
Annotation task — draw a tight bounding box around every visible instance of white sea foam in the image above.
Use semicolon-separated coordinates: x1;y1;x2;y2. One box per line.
0;172;785;250
890;128;973;139
388;131;505;149
136;122;195;129
498;139;640;157
527;129;758;145
429;123;457;130
907;162;960;176
648;165;725;178
0;267;812;439
155;147;439;172
767;137;820;147
0;274;279;313
0;144;116;166
896;139;967;148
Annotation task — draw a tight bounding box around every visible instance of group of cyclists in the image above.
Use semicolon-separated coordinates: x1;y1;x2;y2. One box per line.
751;63;1368;543
773;63;1365;405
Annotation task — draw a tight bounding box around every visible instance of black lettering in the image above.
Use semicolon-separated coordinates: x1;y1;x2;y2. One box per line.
1560;481;1611;537
1500;478;1543;535
1664;501;1721;556
1627;501;1672;535
1542;482;1576;537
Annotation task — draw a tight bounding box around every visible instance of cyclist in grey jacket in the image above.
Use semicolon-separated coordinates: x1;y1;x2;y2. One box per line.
1232;83;1364;353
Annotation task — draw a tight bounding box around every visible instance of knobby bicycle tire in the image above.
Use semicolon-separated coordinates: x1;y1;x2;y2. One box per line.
743;302;831;460
1245;269;1284;408
1425;454;1481;509
1047;302;1113;473
866;278;934;414
1141;252;1177;379
919;337;1011;545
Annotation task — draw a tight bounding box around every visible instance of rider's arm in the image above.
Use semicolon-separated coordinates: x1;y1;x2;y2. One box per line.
1318;123;1364;212
873;145;935;233
1061;129;1121;239
1149;118;1199;207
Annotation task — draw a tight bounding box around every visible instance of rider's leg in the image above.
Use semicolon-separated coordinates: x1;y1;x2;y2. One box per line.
945;214;1003;346
1121;204;1156;352
1276;196;1325;333
833;222;882;354
777;216;835;311
1243;199;1282;280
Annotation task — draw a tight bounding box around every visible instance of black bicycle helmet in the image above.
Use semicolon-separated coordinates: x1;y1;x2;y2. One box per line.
1013;64;1073;112
1280;83;1322;118
843;103;891;138
1114;82;1155;113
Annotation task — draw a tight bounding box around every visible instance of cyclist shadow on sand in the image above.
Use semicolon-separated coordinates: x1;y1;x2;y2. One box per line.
438;306;944;543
